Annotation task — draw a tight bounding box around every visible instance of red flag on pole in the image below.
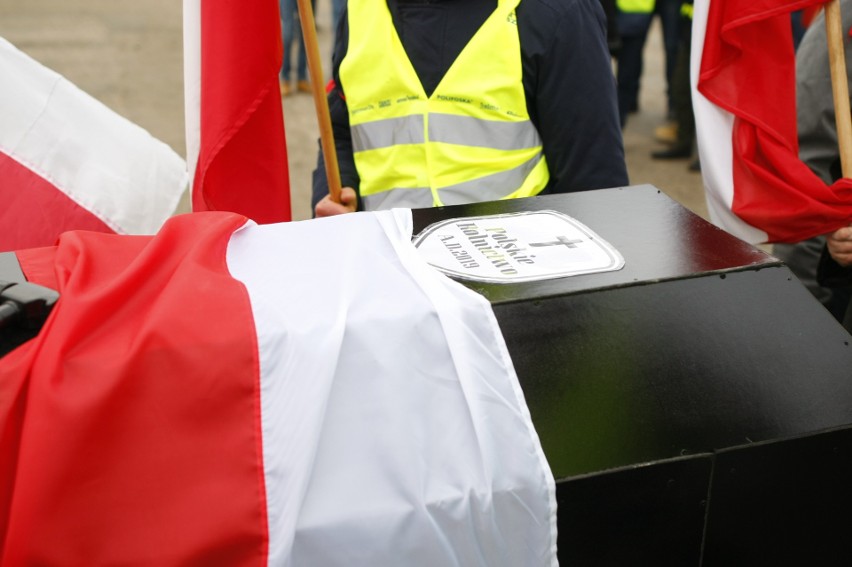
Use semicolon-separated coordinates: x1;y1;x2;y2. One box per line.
184;0;292;223
693;0;852;244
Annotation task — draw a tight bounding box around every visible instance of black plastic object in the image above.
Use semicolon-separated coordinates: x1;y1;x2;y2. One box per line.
0;251;59;357
413;185;852;565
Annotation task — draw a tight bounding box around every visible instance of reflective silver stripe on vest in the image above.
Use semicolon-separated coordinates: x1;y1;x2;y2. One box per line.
362;186;435;210
351;113;540;152
351;116;424;152
363;152;543;209
438;153;543;206
428;113;541;150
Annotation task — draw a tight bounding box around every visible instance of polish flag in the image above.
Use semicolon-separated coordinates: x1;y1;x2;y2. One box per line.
0;36;187;253
692;0;852;244
183;0;292;223
2;210;556;566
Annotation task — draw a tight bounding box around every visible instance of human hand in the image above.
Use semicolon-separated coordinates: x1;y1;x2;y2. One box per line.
315;187;358;217
826;225;852;267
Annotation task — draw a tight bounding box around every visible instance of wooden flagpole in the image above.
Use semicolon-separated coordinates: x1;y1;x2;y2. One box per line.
295;0;343;203
825;0;852;178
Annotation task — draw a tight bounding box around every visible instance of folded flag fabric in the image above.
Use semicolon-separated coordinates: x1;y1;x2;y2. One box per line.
183;0;292;223
692;0;852;244
1;210;557;566
0;36;187;253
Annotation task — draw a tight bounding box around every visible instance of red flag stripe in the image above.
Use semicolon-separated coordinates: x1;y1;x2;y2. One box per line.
187;0;292;223
0;151;112;252
694;0;852;244
0;213;268;565
2;211;558;565
0;37;187;251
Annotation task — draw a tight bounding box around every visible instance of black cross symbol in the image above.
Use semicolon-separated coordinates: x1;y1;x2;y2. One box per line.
529;235;582;249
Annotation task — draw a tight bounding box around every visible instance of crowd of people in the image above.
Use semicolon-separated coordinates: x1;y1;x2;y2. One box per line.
611;0;697;170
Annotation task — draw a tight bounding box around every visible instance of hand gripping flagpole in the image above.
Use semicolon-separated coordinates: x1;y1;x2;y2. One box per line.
825;0;852;178
295;0;343;203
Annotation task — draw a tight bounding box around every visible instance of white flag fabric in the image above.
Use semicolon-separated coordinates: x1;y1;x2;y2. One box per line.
2;209;557;566
0;35;187;252
690;0;767;244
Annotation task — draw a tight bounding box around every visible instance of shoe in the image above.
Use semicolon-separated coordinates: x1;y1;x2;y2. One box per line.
280;80;291;97
688;158;701;172
297;80;311;94
651;146;692;159
654;122;678;144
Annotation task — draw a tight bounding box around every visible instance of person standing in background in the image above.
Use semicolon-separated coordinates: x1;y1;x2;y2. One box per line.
777;2;852;325
598;0;622;55
615;0;682;128
332;0;347;41
654;0;682;118
280;0;314;96
650;0;695;164
614;0;655;127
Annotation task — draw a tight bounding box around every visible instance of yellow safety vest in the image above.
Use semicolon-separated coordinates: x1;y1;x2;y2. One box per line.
616;0;655;14
339;0;549;210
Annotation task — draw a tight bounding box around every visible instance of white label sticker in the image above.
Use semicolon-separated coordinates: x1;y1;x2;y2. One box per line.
413;210;624;283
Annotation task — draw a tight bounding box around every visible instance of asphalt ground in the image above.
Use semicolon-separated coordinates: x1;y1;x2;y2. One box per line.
0;0;708;223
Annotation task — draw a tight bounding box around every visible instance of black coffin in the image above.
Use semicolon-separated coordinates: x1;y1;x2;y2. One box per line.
412;184;852;566
4;184;852;564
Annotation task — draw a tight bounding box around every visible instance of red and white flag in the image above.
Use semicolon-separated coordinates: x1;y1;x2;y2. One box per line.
0;37;187;252
183;0;292;223
2;210;556;566
692;0;852;244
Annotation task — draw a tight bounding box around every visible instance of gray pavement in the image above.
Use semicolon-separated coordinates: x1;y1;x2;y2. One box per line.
0;0;707;222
